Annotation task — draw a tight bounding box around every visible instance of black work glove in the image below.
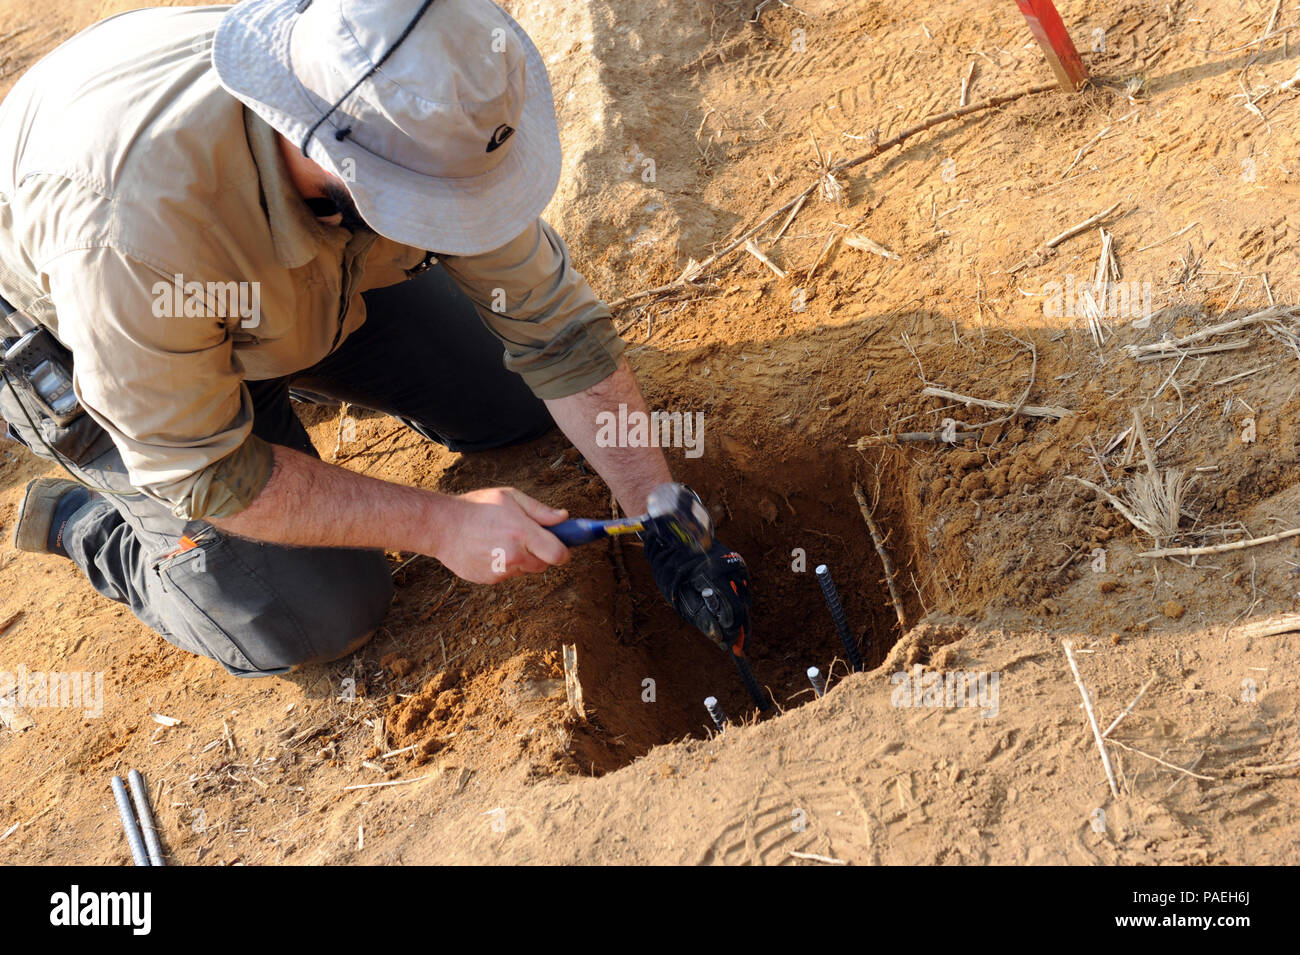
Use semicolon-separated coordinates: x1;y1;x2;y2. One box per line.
643;534;751;653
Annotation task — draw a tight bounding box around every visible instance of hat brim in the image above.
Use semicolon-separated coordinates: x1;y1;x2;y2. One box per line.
212;0;562;256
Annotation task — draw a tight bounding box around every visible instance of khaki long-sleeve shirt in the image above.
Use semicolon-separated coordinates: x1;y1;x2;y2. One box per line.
0;5;624;520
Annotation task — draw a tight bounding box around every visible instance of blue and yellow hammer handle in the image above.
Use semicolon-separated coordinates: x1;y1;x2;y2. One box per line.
546;516;647;547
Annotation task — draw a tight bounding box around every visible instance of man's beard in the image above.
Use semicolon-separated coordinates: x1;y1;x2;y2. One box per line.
321;180;375;235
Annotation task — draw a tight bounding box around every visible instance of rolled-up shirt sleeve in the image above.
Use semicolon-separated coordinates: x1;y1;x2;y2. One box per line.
437;218;626;400
44;246;273;520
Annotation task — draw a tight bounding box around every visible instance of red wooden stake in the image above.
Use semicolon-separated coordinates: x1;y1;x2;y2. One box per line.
1015;0;1090;91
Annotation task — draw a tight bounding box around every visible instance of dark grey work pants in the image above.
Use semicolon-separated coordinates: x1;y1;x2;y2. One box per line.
2;266;554;676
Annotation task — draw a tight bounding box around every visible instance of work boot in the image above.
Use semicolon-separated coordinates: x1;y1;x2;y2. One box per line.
13;478;95;558
288;387;342;408
282;631;378;698
288;629;377;673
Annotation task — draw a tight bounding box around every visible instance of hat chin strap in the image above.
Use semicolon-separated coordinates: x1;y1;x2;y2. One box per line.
299;0;439;156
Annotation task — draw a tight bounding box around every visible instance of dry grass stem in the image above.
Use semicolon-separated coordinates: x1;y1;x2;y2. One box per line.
919;386;1069;420
852;482;907;637
844;233;900;261
744;238;787;278
1226;613;1300;639
1063;640;1121;798
1128;305;1299;358
1140;527;1300;558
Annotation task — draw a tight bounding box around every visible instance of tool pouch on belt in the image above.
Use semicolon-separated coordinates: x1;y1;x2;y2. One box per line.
0;377;109;466
0;294;107;466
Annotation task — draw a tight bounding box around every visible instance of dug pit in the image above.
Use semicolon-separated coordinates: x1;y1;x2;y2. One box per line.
514;425;928;777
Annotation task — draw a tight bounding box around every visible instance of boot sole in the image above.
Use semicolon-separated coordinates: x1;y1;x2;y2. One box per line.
13;478;84;554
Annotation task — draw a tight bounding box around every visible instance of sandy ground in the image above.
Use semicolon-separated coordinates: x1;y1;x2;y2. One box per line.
1;0;1298;865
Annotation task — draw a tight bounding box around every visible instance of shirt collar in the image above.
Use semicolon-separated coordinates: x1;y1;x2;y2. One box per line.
243;108;338;270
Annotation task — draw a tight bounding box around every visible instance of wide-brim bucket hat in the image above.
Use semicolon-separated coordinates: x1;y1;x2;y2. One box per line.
213;0;562;255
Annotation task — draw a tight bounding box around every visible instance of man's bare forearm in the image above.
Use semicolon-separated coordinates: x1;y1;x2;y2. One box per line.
210;444;445;553
208;444;570;583
544;356;673;515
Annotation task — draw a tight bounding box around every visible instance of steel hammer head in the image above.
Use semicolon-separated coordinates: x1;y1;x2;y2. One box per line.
645;483;713;553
